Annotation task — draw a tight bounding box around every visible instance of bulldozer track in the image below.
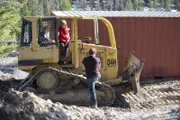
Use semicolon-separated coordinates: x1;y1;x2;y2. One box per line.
19;67;116;106
121;81;180;110
17;67;180;109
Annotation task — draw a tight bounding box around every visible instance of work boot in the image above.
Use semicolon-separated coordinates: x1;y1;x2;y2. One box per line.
91;104;98;109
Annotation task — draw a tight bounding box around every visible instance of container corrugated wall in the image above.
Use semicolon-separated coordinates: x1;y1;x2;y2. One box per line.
64;17;180;79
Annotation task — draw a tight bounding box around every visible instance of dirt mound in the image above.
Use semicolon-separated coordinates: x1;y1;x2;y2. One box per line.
4;50;18;58
0;81;180;120
0;89;179;120
0;90;69;120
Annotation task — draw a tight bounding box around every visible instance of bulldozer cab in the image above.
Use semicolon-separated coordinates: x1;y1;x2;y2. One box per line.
20;17;58;47
19;17;59;70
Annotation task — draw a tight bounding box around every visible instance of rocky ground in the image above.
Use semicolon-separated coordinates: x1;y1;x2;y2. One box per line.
0;51;179;120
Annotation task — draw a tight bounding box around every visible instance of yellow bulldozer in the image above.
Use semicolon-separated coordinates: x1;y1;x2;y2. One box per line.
17;12;144;106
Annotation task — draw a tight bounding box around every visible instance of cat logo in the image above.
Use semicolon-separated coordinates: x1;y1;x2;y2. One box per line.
107;59;116;67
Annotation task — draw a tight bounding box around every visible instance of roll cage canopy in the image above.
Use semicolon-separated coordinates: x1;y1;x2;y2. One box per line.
22;15;116;48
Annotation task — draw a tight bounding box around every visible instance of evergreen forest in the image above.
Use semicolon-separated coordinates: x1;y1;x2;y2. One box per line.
0;0;179;57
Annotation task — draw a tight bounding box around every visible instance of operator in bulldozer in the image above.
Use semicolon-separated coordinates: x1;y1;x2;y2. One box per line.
82;48;101;108
58;20;70;59
39;27;51;43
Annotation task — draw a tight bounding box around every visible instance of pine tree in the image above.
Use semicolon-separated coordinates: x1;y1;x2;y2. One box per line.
55;0;60;10
99;0;105;10
95;0;100;10
0;0;20;57
59;0;72;11
108;0;113;10
178;0;180;11
164;0;171;11
20;0;43;16
125;0;133;10
138;0;144;10
132;0;139;10
178;1;180;11
119;0;125;10
43;0;51;15
153;0;157;9
114;0;120;10
160;0;165;8
175;0;180;11
90;0;94;10
148;0;153;8
81;0;87;10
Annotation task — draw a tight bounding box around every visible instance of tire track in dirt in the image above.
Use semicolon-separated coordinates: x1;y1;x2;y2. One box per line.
121;81;180;110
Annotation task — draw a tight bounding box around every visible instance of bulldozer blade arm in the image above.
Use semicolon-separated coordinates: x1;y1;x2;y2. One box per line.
124;52;145;97
131;62;144;96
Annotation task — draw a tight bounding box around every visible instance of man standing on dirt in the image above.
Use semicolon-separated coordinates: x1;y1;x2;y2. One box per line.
82;48;101;108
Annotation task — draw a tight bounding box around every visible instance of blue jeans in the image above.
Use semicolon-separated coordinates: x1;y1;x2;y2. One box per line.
87;77;99;106
60;42;69;57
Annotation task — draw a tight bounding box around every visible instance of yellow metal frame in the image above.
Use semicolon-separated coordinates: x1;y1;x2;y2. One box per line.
81;16;116;48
